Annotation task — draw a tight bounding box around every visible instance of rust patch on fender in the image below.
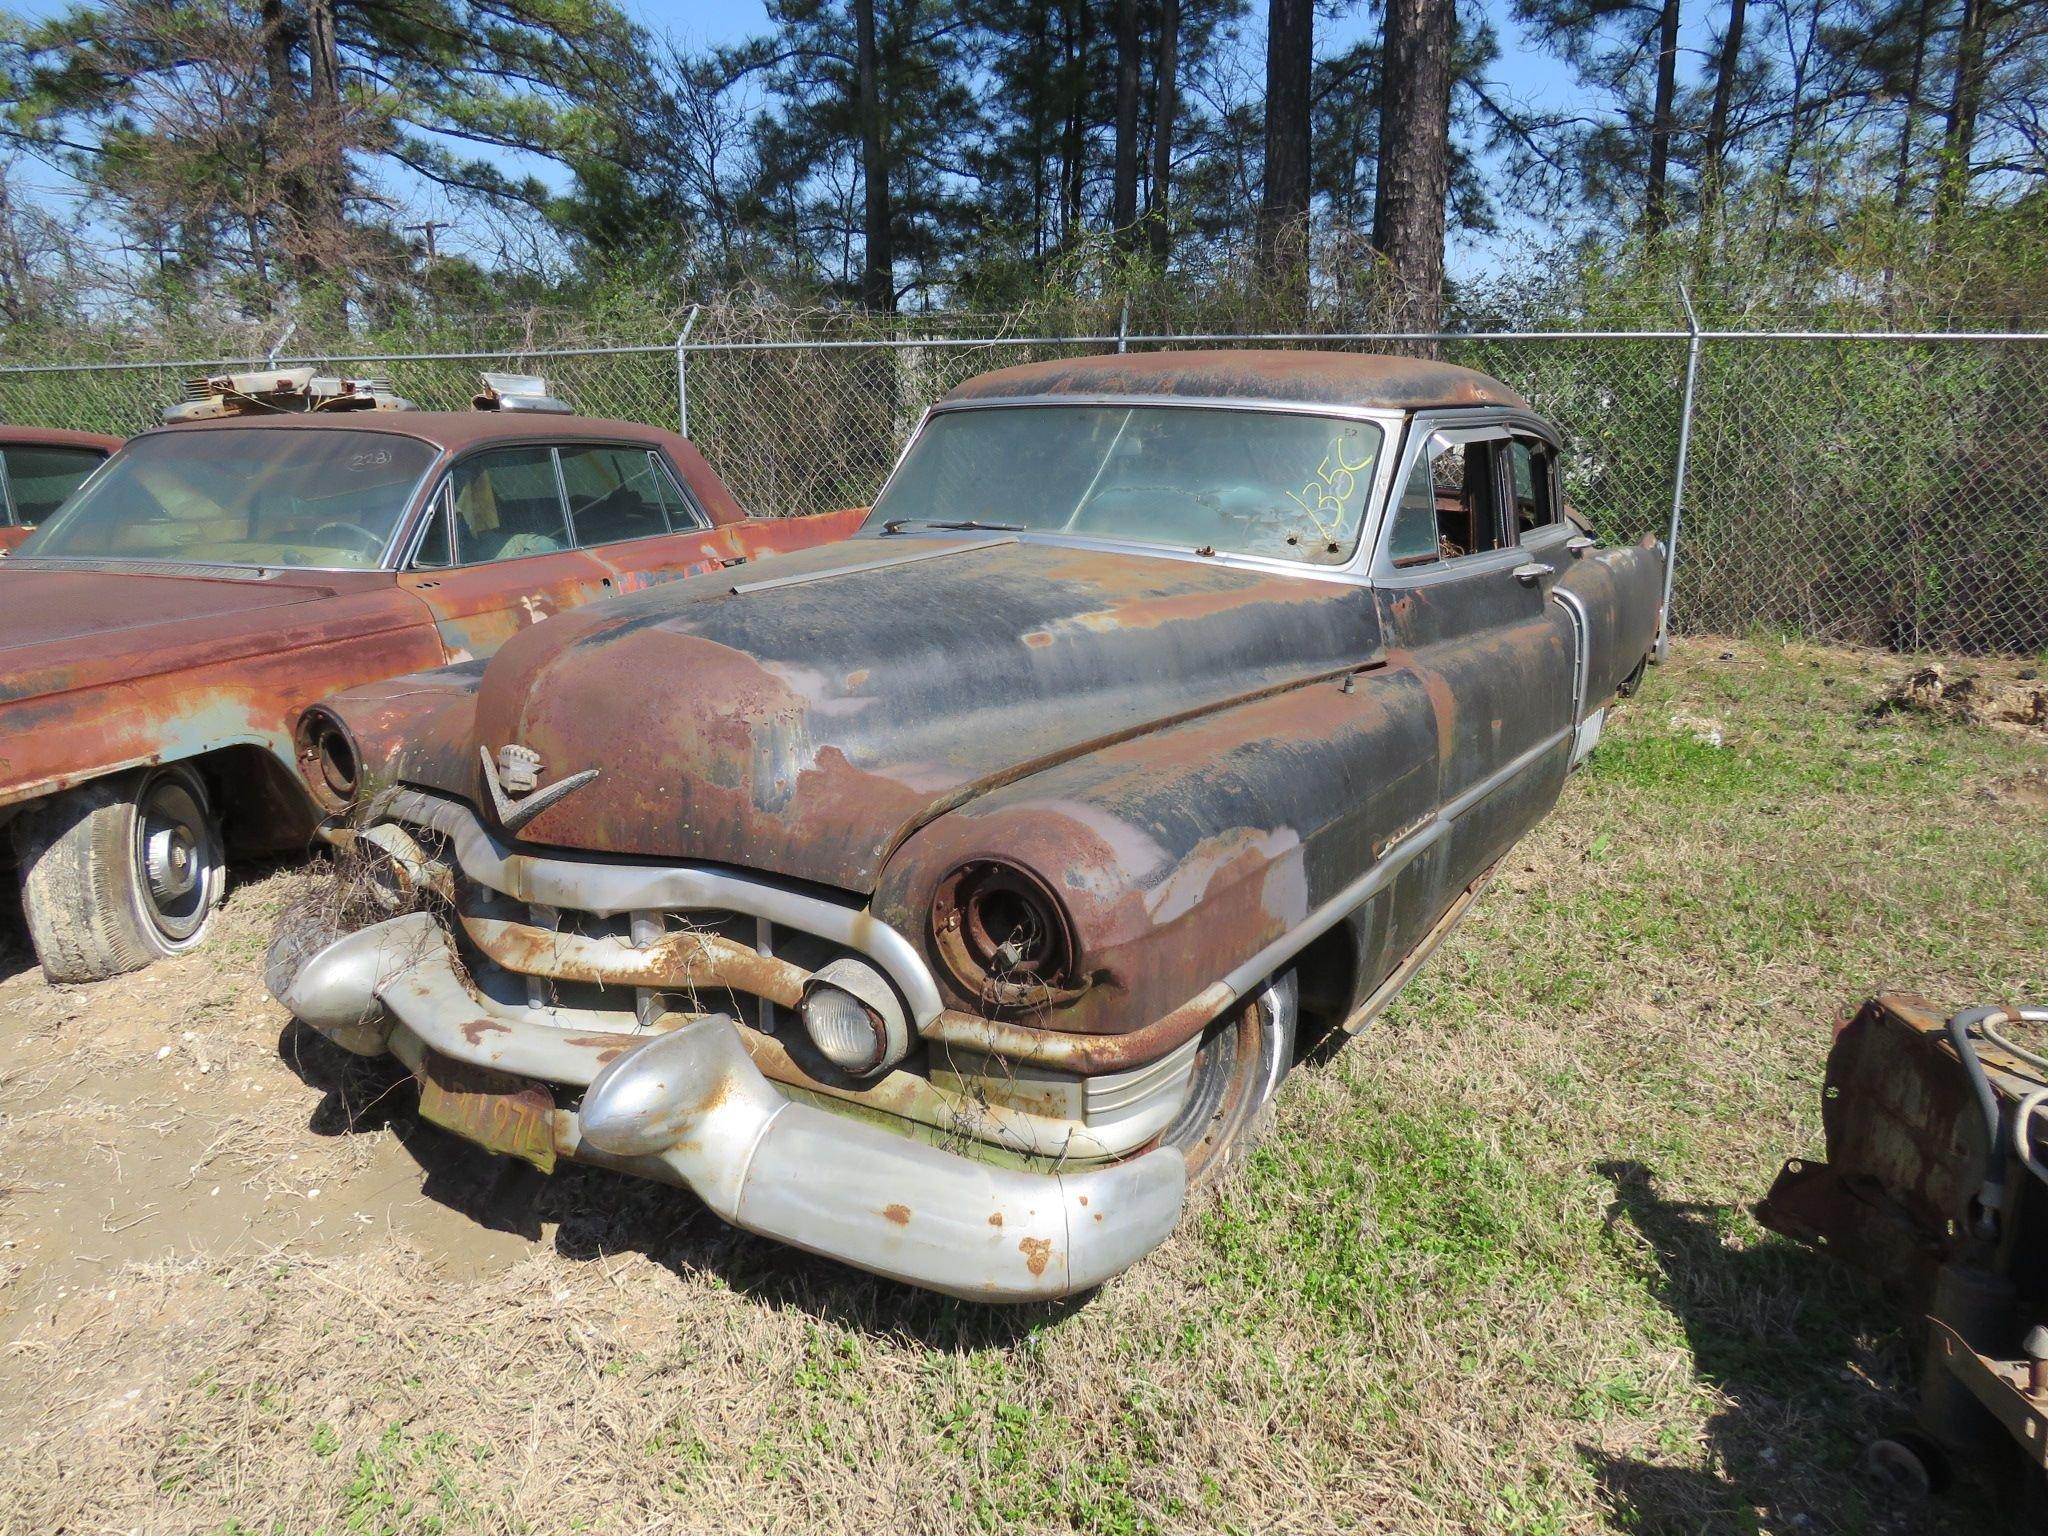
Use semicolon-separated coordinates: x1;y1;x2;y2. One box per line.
883;1203;912;1225
1018;1236;1053;1277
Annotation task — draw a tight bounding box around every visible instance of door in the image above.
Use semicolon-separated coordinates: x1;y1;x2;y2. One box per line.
398;445;613;662
1373;419;1579;901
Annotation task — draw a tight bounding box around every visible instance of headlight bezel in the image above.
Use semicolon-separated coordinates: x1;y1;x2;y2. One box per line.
929;858;1082;1015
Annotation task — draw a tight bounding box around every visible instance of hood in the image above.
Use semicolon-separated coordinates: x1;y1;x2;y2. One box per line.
475;537;1381;891
0;563;375;704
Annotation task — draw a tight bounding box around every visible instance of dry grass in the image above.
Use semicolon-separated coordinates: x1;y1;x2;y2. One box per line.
0;636;2043;1536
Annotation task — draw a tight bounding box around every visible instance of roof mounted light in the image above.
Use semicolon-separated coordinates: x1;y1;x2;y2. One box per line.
473;372;571;415
161;365;415;423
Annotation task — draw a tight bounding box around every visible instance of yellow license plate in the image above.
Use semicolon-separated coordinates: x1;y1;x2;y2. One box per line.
414;1050;558;1173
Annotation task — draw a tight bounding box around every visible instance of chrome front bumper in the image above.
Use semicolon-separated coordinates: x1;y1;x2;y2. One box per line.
271;914;1188;1301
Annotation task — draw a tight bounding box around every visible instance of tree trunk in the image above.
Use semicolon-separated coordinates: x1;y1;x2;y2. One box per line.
1699;0;1746;220
855;0;894;310
1112;0;1140;238
1935;0;1986;222
1373;0;1453;335
1258;0;1312;281
1058;0;1089;248
1644;0;1681;236
1893;0;1935;209
1148;0;1178;261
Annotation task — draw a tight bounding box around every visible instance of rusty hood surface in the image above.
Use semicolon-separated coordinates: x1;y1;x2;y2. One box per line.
470;537;1380;891
0;563;399;706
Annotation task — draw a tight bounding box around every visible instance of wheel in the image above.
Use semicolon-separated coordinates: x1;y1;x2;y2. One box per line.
1159;973;1297;1186
12;764;226;982
1862;1431;1951;1500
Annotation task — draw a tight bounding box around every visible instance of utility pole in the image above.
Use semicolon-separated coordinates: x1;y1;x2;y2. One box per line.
406;220;451;271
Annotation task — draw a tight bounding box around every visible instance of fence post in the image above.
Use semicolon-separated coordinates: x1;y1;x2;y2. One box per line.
1658;285;1703;661
675;304;701;438
1116;297;1129;354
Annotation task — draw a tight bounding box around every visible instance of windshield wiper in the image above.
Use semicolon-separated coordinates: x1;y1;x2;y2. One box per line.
880;517;1025;535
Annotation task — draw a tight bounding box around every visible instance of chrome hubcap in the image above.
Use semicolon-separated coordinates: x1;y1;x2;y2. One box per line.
132;770;220;944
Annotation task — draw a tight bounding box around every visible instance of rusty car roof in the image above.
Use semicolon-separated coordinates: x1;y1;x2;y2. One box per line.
0;425;125;452
123;411;748;524
939;349;1531;412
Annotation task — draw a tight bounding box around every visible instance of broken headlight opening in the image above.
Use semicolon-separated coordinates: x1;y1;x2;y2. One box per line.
931;858;1081;1012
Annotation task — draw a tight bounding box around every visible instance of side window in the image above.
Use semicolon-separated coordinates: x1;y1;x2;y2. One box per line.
1383;437;1506;568
556;444;698;546
4;446;107;524
1508;439;1558;538
447;447;569;564
409;488;453;568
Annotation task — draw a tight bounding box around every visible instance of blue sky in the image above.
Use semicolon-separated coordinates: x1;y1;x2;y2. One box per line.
6;0;1624;283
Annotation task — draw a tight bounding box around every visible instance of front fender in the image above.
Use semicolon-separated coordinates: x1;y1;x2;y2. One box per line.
872;664;1443;1039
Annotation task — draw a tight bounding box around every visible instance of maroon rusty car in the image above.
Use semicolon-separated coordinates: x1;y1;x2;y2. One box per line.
0;426;123;552
1;381;862;981
271;351;1664;1300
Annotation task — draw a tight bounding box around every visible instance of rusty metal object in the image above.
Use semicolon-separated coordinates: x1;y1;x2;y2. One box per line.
458;905;811;1009
414;1048;558;1172
1760;995;2048;1498
0;413;860;889
279;354;1666;1296
940;349;1532;411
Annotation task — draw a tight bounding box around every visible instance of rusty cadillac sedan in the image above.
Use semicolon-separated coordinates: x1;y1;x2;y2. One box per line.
1;371;862;982
270;351;1664;1300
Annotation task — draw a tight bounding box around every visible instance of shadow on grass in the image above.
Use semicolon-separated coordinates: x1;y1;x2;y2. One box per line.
1583;1159;1991;1535
275;1017;1073;1351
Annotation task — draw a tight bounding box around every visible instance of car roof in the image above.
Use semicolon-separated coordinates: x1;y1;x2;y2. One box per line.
939;348;1532;413
123;411;749;525
132;410;680;453
0;425;125;452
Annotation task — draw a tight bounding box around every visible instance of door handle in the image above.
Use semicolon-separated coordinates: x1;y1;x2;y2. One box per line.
1512;562;1553;585
1566;536;1596;555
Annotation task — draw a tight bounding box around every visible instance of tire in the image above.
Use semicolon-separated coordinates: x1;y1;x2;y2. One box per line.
1160;973;1297;1187
12;764;226;983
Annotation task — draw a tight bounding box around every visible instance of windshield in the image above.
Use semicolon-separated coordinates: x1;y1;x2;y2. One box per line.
868;404;1385;565
19;427;437;568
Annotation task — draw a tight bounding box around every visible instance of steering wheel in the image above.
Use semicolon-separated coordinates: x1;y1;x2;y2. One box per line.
312;521;387;559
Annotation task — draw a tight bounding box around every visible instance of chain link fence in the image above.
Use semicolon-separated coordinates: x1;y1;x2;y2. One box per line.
2;325;2042;654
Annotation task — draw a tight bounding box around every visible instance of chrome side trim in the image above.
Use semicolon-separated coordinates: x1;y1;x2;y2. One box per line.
384;788;948;1025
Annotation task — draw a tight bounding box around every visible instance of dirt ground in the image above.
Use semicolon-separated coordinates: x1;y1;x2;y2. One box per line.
1;637;2043;1535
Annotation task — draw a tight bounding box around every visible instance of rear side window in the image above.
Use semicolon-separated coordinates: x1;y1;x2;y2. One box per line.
4;445;107;525
1508;440;1558;537
448;447;570;563
1383;438;1506;568
557;445;704;545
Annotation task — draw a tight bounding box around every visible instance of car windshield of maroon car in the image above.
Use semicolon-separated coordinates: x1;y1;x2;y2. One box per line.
18;426;437;569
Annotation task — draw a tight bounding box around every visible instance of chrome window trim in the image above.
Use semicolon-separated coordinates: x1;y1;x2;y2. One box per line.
862;397;1407;578
399;480;455;570
0;450;16;526
412;441;575;569
1369;410;1557;580
649;450;712;532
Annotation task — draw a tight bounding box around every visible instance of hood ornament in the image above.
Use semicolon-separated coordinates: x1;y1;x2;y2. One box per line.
480;743;598;835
